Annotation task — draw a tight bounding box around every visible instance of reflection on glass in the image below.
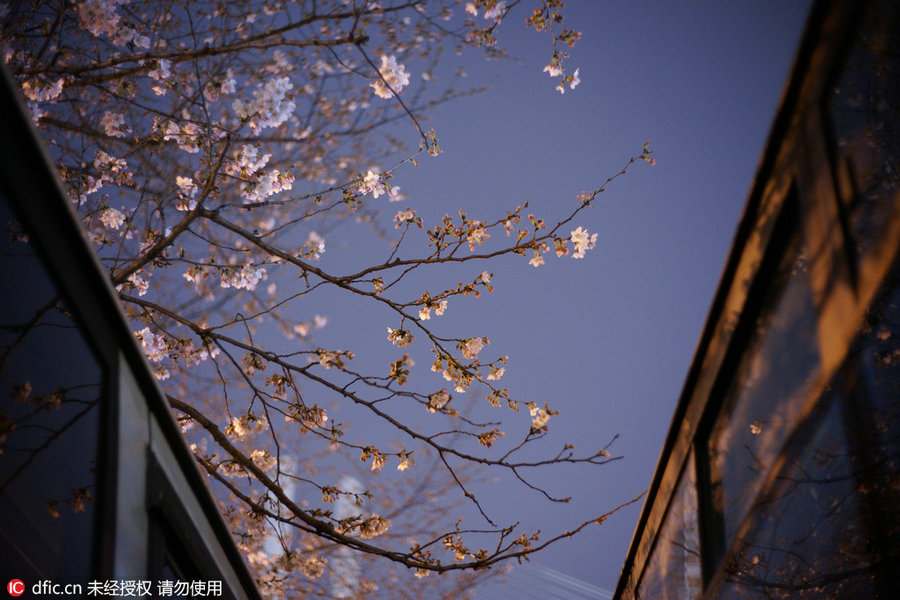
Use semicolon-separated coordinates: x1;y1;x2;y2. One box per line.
712;261;900;599
826;0;900;253
849;264;900;594
0;192;103;582
708;231;819;552
714;391;876;599
637;451;702;600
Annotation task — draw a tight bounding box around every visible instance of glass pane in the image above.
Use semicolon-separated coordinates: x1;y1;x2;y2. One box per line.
0;191;104;583
710;259;900;599
707;232;819;550
712;390;876;599
638;451;702;600
849;263;900;591
825;0;900;254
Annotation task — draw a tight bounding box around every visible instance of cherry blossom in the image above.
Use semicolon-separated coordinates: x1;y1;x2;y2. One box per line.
250;449;277;472
570;226;598;258
233;77;296;132
100;207;125;230
484;1;507;22
393;208;417;228
427;389;451;413
163;121;203;154
461;337;486;360
529;405;550;430
100;111;129;137
175;176;199;211
6;0;643;590
220;263;267;291
370;55;411;99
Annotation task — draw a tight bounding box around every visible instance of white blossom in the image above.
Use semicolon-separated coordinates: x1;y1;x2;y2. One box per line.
21;78;63;102
240;169;294;203
570;226;598;258
427;389;450;413
483;1;506;22
220;263;267;291
393;208;416;228
232;77;295;132
135;327;167;362
461;337;484;359
127;271;149;296
370;55;411;99
163;121;202;153
175;176;199;211
100;207;125;230
76;0;149;49
530;405;550;429
250;449;276;472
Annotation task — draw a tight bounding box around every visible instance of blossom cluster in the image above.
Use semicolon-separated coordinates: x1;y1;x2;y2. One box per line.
219;263;267;291
465;1;506;23
360;169;401;200
370;55;410;99
75;0;150;49
233;77;296;132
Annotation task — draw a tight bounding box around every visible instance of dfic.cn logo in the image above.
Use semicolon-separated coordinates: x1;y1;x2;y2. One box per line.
7;580;24;597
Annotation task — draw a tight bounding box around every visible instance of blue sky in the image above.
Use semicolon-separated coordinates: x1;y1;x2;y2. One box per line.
315;0;814;592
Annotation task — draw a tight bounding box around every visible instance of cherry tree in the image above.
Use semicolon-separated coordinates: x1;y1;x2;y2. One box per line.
2;0;652;596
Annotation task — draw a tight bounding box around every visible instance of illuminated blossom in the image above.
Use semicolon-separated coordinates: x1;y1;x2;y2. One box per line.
486;367;505;381
362;169;387;198
304;231;325;260
250;449;276;472
483;1;506;22
233;77;296;132
127;271;149;296
228;144;270;177
570;226;598;258
20;78;63;102
529;405;550;430
358;515;391;538
135;327;167;362
393;208;417;228
543;61;564;78
240;169;294;203
175;176;198;211
556;68;581;94
387;328;413;347
100;207;125;230
461;337;485;360
75;0;149;49
147;59;171;95
427;389;450;413
370;55;411;99
100;111;129;137
220;263;267;291
163;121;202;153
317;349;345;370
466;221;489;250
204;69;237;101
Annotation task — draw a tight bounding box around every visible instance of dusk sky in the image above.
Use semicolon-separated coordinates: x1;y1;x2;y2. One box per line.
316;1;816;592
